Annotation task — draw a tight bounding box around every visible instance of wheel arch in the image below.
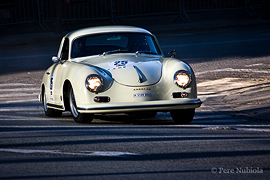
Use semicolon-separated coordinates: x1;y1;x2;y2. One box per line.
41;84;45;102
162;58;198;98
63;80;72;111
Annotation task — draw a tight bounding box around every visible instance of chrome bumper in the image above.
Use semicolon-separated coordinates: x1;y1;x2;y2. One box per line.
77;98;202;113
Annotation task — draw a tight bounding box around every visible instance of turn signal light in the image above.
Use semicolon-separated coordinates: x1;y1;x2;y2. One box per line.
172;92;188;98
181;92;188;98
94;96;110;102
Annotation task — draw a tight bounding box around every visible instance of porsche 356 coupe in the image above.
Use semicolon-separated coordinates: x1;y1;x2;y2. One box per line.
39;26;201;124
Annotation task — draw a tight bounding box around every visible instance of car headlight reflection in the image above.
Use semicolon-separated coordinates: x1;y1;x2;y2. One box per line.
85;74;103;93
174;70;192;88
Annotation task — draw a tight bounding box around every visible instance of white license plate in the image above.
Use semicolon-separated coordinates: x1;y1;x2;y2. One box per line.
133;93;152;98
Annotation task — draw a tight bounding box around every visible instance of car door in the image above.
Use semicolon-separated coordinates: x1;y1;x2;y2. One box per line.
49;38;69;107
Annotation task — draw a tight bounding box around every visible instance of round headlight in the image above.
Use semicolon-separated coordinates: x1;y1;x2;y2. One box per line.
85;74;103;93
174;70;192;88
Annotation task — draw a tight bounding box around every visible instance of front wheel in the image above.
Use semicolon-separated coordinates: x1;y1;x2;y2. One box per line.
69;86;93;123
170;108;195;124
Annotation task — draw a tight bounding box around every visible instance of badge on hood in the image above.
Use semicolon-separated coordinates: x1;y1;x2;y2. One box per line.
108;60;135;70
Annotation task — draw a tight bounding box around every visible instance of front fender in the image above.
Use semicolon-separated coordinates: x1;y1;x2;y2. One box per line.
162;58;197;98
63;61;114;106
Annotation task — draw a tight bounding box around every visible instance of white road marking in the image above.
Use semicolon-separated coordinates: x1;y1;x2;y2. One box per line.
233;127;270;132
0;148;141;157
181;124;270;132
0;115;48;120
0;93;39;98
245;63;264;67
0;88;40;92
0;106;42;112
201;125;270;132
0;99;38;105
83;151;140;157
0;83;35;87
195;68;270;76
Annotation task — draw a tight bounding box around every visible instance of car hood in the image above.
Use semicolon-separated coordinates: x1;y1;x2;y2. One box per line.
79;54;163;86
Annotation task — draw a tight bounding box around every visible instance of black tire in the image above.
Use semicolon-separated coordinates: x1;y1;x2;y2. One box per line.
69;86;93;123
144;111;157;118
170;108;195;124
42;90;62;117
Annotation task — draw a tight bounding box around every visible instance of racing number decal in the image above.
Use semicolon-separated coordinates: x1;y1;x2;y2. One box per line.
49;64;58;96
107;60;134;71
114;60;128;67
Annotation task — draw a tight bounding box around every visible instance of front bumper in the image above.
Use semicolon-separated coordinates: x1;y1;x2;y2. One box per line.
77;98;202;113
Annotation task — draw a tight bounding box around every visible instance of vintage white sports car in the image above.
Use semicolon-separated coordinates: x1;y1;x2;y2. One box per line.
39;26;201;124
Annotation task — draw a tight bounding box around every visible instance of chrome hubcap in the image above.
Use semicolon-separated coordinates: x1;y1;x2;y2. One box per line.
70;88;78;117
43;91;48;112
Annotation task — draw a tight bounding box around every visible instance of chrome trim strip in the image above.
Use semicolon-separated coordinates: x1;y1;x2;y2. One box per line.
47;103;64;110
77;100;202;111
133;65;144;83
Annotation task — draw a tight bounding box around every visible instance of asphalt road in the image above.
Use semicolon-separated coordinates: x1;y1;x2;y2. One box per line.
0;23;270;179
0;115;269;180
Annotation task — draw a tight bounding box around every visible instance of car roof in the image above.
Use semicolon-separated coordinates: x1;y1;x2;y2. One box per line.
65;26;153;40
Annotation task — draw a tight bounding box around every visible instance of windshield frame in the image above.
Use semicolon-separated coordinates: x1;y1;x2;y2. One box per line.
70;32;163;59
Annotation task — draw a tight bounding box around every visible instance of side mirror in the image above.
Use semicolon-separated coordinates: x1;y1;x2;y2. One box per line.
168;49;176;58
52;56;61;63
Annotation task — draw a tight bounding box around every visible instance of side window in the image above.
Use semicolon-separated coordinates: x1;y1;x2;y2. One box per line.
60;38;69;60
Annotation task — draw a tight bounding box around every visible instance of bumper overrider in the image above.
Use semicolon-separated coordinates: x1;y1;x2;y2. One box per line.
77;98;202;114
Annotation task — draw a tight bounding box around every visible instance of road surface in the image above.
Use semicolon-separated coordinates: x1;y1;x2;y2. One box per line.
0;23;270;179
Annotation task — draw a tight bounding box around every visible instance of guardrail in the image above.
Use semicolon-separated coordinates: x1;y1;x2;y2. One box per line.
0;0;264;31
0;0;37;25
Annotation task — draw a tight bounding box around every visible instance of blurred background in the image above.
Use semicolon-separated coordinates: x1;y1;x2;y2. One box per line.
0;0;269;34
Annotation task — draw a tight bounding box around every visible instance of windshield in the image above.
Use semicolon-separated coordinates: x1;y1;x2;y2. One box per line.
71;33;162;58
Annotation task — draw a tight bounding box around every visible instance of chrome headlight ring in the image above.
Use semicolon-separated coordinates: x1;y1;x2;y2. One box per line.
174;70;192;89
85;74;104;93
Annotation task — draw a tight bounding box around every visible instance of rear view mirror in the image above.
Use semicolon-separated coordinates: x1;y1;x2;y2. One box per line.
168;49;176;58
52;56;61;63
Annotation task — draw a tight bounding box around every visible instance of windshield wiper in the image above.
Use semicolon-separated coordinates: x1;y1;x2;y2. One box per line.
135;51;157;55
102;49;128;56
